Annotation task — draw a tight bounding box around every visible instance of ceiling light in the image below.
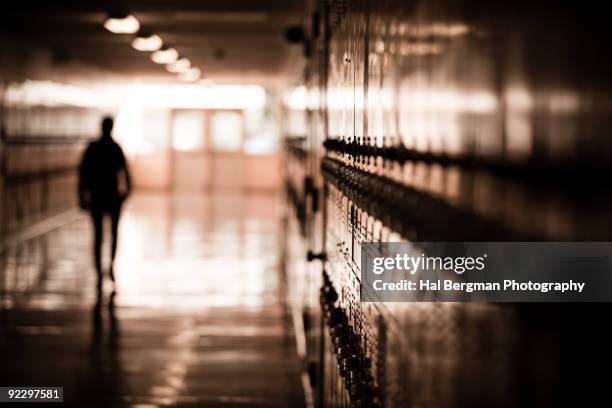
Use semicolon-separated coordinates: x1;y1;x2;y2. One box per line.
104;14;140;34
132;34;163;51
151;48;178;64
178;68;201;82
166;58;191;73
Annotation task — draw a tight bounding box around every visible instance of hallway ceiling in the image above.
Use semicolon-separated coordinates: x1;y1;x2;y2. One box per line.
2;0;305;85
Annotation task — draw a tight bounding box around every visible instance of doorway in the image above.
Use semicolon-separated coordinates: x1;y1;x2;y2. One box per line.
171;109;246;192
209;110;244;191
171;110;210;191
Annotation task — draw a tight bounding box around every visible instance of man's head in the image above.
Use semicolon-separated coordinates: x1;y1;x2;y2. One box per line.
101;116;114;138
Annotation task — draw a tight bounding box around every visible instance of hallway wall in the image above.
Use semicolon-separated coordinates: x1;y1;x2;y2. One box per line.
0;41;113;239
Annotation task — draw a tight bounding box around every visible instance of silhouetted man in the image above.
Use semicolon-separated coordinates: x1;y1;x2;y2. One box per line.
79;117;131;289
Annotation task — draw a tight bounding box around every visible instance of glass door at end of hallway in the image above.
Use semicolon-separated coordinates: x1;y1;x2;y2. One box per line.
171;110;210;192
209;110;244;191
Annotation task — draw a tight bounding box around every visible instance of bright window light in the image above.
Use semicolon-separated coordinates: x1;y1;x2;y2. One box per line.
132;34;163;51
178;67;201;82
172;111;205;151
284;85;307;110
4;80;115;108
167;58;191;73
104;14;140;34
104;83;269;155
104;83;267;109
151;48;178;64
211;111;242;152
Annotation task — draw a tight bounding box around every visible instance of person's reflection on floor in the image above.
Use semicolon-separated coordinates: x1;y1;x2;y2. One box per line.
87;290;124;402
78;117;131;289
91;290;120;349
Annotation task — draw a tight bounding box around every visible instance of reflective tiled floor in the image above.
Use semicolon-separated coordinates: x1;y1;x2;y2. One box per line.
0;192;304;407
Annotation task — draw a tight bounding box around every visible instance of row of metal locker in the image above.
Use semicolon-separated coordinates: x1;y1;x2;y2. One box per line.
282;0;612;407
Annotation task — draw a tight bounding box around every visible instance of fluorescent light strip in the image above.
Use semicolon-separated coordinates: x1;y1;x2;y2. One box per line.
167;58;191;73
178;68;201;82
151;48;179;64
104;15;140;34
132;34;163;51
